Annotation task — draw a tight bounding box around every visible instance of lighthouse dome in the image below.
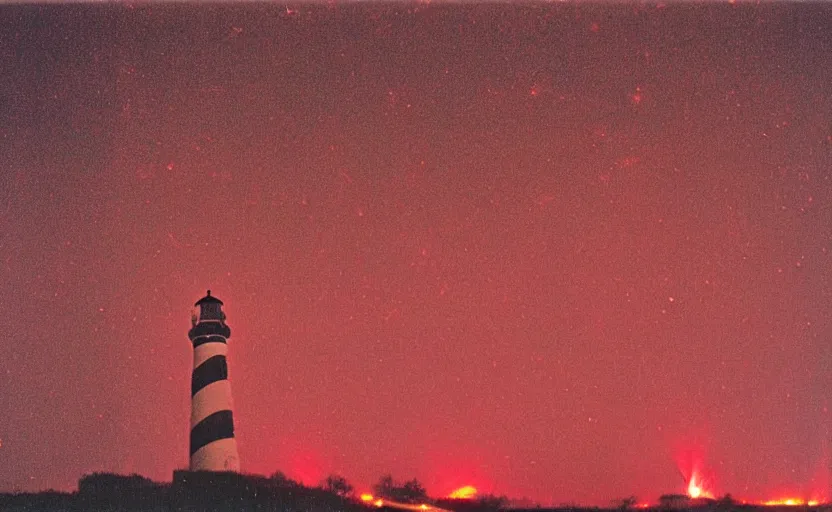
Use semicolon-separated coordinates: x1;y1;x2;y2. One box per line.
193;290;226;323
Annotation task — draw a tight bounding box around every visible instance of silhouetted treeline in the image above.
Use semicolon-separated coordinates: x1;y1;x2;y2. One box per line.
77;473;167;511
0;471;518;512
169;470;363;512
373;474;429;504
0;490;74;512
0;471;364;512
3;473;831;512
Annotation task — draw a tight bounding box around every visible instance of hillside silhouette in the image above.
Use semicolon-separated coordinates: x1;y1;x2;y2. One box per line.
0;471;511;512
2;471;831;512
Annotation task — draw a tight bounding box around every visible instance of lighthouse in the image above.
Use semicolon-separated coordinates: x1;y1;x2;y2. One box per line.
187;290;240;472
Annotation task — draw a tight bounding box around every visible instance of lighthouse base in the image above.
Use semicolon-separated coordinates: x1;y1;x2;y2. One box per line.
190;438;240;472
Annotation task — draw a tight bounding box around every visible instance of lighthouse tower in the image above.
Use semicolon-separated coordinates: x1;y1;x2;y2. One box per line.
187;290;240;472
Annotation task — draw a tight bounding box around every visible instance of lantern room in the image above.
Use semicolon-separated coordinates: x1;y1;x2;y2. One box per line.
192;290;226;325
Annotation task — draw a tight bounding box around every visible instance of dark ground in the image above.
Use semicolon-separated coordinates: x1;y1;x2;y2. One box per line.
1;473;831;512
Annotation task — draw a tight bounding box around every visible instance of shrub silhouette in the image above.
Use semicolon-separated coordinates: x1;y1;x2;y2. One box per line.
322;474;354;497
373;474;429;504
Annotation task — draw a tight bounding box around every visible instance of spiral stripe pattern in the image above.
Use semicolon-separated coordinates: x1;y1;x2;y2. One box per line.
188;317;239;472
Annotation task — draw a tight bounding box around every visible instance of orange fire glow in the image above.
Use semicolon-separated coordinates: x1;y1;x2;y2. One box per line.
675;445;829;507
762;498;821;507
358;492;445;512
687;471;714;499
448;485;477;500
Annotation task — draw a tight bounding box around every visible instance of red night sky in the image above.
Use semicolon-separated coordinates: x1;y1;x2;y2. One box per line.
1;2;831;506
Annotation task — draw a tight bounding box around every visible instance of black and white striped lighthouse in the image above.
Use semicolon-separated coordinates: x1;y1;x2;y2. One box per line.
187;290;240;472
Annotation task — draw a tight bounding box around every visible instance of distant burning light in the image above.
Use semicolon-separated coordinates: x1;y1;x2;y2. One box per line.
676;445;715;500
687;471;714;499
762;498;821;507
359;492;442;512
674;444;828;507
764;499;801;506
448;486;477;500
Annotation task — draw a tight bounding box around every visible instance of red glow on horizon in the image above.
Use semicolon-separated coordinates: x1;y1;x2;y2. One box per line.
4;4;830;504
675;444;716;500
673;442;829;507
419;446;497;500
687;470;714;500
274;441;330;487
760;498;821;507
751;482;828;507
